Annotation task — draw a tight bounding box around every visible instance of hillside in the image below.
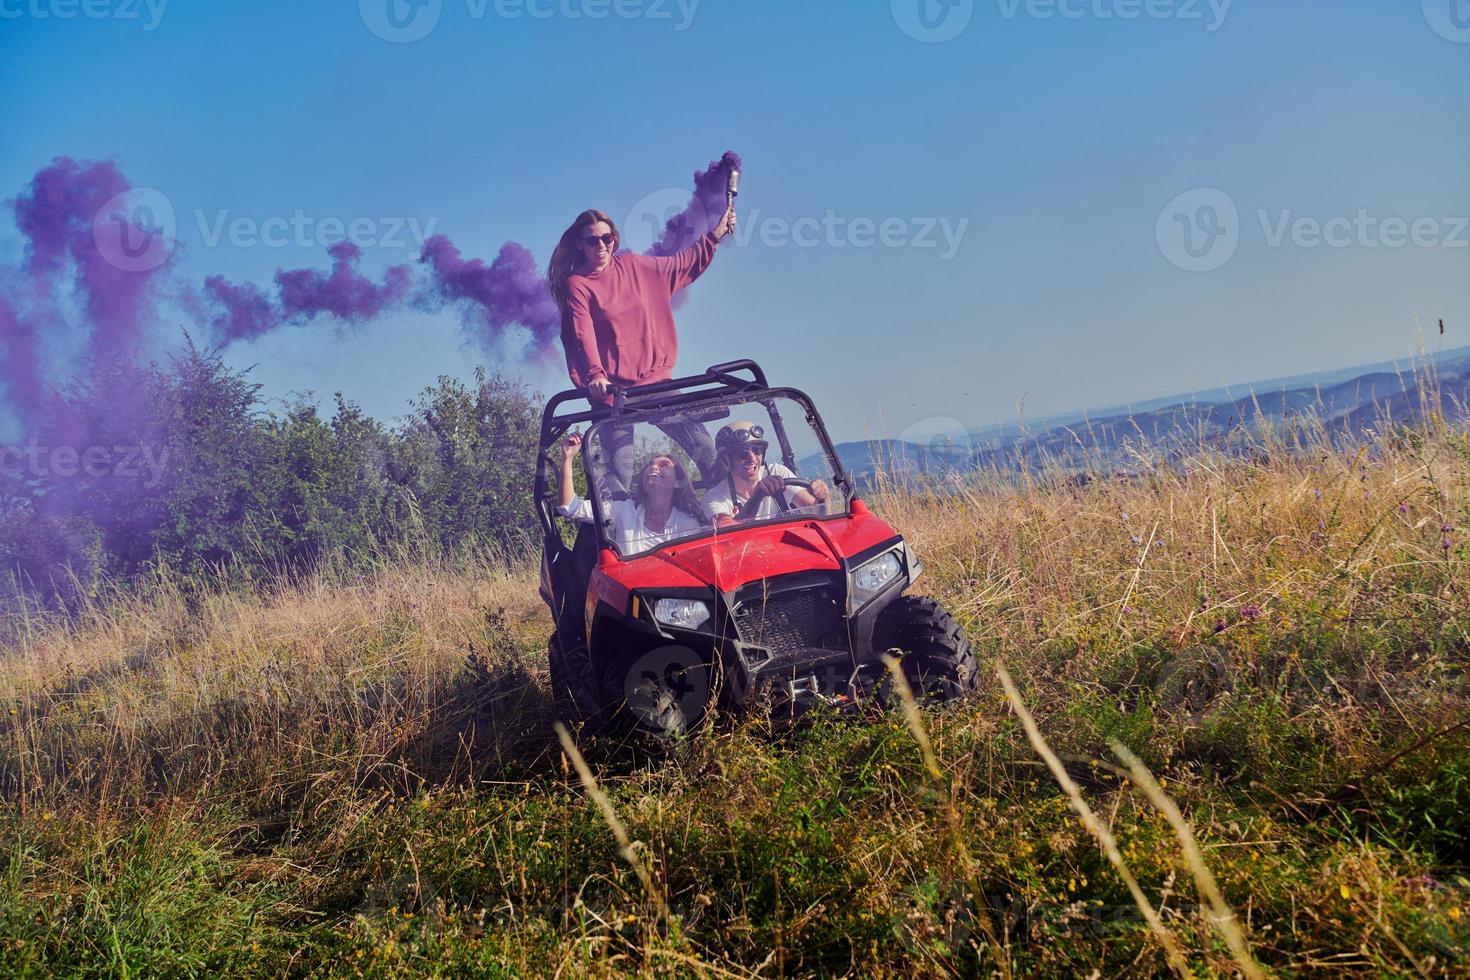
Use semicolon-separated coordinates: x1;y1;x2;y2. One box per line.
831;346;1470;484
1;414;1468;975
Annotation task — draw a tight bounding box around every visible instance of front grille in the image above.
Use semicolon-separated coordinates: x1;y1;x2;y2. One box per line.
732;576;846;657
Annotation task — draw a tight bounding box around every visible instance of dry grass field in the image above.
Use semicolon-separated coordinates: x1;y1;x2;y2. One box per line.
2;395;1468;976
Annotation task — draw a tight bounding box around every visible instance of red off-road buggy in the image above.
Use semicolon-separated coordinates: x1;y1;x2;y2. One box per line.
535;361;978;738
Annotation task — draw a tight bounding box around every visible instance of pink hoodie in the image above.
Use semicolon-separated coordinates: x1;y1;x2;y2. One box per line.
560;232;720;395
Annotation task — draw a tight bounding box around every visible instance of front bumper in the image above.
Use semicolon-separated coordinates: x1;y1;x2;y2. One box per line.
617;547;913;719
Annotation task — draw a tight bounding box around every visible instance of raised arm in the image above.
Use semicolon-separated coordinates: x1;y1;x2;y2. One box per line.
648;205;736;294
558;431;583;511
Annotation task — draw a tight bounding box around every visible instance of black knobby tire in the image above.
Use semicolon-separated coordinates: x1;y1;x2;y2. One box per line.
626;674;689;743
548;634;603;732
878;596;980;703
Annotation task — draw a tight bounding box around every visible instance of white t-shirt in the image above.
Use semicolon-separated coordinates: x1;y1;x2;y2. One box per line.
559;494;705;556
702;463;801;522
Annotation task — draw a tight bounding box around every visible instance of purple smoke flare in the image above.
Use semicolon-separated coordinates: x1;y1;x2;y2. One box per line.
201;276;281;343
417;236;560;357
203;241;413;346
649;150;742;257
2;157;175;437
11;157;169;364
277;241;411;322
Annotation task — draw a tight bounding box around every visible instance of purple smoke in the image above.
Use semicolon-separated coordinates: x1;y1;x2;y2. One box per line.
650;150;742;257
202;241;412;345
278;241;411;322
417;237;560;357
200;276;280;343
2;157;173;435
0;290;50;434
417;148;742;352
1;150;744;432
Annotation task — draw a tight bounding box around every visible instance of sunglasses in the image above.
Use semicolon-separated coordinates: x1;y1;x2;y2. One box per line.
581;232;615;248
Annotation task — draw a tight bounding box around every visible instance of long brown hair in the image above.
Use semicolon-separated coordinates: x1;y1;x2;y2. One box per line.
631;454;703;523
547;209;620;318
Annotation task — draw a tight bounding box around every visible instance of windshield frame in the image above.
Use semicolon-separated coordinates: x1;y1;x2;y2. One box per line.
579;386;852;559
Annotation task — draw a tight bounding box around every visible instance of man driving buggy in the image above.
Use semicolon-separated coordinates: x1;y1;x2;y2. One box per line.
703;421;831;528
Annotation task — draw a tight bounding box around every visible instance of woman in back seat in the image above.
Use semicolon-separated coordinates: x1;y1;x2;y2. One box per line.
556;432;705;556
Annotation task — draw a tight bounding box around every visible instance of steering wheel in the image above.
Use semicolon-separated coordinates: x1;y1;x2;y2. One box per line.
735;478;813;522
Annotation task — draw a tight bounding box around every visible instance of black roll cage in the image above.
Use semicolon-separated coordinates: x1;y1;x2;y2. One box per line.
534;360;853;558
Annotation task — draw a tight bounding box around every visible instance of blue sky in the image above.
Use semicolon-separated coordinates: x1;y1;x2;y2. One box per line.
2;0;1467;442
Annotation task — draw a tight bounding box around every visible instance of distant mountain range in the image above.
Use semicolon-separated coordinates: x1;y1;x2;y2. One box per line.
815;345;1470;484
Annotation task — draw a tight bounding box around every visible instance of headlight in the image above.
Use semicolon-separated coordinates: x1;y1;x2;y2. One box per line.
653;597;712;631
851;550;903;605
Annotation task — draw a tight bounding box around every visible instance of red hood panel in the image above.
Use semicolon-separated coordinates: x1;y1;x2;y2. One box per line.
606;515;899;593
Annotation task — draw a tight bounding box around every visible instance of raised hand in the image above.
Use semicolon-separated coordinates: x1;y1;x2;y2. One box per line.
713;204;737;243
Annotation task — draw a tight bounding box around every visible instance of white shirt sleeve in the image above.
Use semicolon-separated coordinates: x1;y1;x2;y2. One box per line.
557;494;595;523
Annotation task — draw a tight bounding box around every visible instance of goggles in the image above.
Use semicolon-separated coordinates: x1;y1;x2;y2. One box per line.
724;425;765;445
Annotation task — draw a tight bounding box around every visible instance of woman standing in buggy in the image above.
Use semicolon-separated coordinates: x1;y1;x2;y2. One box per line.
547;202;737;492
